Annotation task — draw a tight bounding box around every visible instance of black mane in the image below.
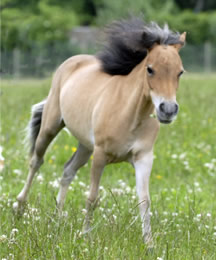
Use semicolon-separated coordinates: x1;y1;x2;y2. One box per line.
97;18;183;75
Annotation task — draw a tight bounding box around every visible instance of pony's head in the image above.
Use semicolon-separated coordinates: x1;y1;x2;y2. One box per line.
98;17;186;124
146;33;186;124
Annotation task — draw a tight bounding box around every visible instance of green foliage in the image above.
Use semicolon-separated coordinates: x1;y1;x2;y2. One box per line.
155;10;216;44
94;0;178;26
94;0;216;44
1;0;79;50
175;0;216;11
1;0;216;51
173;11;210;44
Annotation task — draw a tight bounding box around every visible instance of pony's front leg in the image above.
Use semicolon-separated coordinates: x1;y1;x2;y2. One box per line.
134;150;154;247
83;146;106;233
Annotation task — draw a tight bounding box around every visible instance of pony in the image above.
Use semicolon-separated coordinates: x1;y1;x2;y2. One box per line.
13;18;186;246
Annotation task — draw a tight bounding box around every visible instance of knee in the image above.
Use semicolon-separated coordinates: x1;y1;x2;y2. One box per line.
60;168;75;186
86;197;98;210
30;154;44;170
88;192;98;204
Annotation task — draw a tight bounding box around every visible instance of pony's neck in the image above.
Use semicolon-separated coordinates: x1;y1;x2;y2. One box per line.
126;59;154;131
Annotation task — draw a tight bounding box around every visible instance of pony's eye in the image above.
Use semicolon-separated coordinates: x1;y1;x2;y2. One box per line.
178;70;184;78
147;66;154;76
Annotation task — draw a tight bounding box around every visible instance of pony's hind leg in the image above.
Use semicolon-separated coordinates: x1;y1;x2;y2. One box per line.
83;146;106;233
13;98;64;213
56;143;92;212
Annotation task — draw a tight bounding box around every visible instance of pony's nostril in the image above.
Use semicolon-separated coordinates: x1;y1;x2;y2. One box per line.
174;104;179;114
159;102;165;113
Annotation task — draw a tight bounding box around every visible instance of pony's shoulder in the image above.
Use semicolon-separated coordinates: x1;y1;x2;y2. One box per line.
60;55;98;69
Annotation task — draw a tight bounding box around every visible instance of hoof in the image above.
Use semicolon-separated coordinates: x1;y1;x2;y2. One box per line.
144;236;154;255
82;227;90;235
146;247;154;255
13;201;26;216
82;222;93;236
81;228;93;241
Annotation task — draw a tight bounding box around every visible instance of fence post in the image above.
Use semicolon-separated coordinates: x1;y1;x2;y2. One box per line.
204;41;211;73
13;48;21;77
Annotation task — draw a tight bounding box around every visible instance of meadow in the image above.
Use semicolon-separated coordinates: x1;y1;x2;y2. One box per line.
0;74;216;259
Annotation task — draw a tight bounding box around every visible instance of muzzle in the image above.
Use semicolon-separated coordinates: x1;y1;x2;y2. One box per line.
157;101;179;124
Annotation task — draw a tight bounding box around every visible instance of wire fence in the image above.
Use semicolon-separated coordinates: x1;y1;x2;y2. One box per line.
1;27;216;78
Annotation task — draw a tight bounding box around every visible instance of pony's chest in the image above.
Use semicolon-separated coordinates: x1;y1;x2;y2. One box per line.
99;119;159;164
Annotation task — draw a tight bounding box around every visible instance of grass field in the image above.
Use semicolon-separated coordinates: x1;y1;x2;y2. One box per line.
0;74;216;260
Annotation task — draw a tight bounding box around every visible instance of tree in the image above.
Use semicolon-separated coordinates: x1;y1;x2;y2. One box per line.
174;0;216;12
1;0;79;50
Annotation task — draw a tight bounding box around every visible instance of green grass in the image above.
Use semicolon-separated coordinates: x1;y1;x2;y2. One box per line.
0;75;216;259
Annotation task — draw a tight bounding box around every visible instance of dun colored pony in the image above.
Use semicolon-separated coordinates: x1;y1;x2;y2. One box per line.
14;18;186;246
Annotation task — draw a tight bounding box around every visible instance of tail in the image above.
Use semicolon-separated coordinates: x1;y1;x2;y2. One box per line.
26;100;47;156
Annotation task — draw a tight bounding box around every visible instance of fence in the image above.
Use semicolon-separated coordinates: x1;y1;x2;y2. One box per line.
1;27;216;78
180;42;216;73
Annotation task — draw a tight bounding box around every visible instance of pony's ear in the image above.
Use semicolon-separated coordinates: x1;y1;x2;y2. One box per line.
173;32;186;51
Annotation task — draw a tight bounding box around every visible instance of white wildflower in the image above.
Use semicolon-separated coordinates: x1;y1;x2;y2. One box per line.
79;181;86;187
118;180;126;188
193;216;200;222
13;169;22;176
132;195;136;200
30;207;38;214
84;191;89;197
36;175;44;182
11;228;19;234
188;188;193;194
179;153;186;159
82;209;87;214
112;214;117;220
194;182;200;187
204;163;214;170
0;234;7;242
23;212;30;219
111;188;124;196
49;179;59;188
35;216;40;221
126;186;131;193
